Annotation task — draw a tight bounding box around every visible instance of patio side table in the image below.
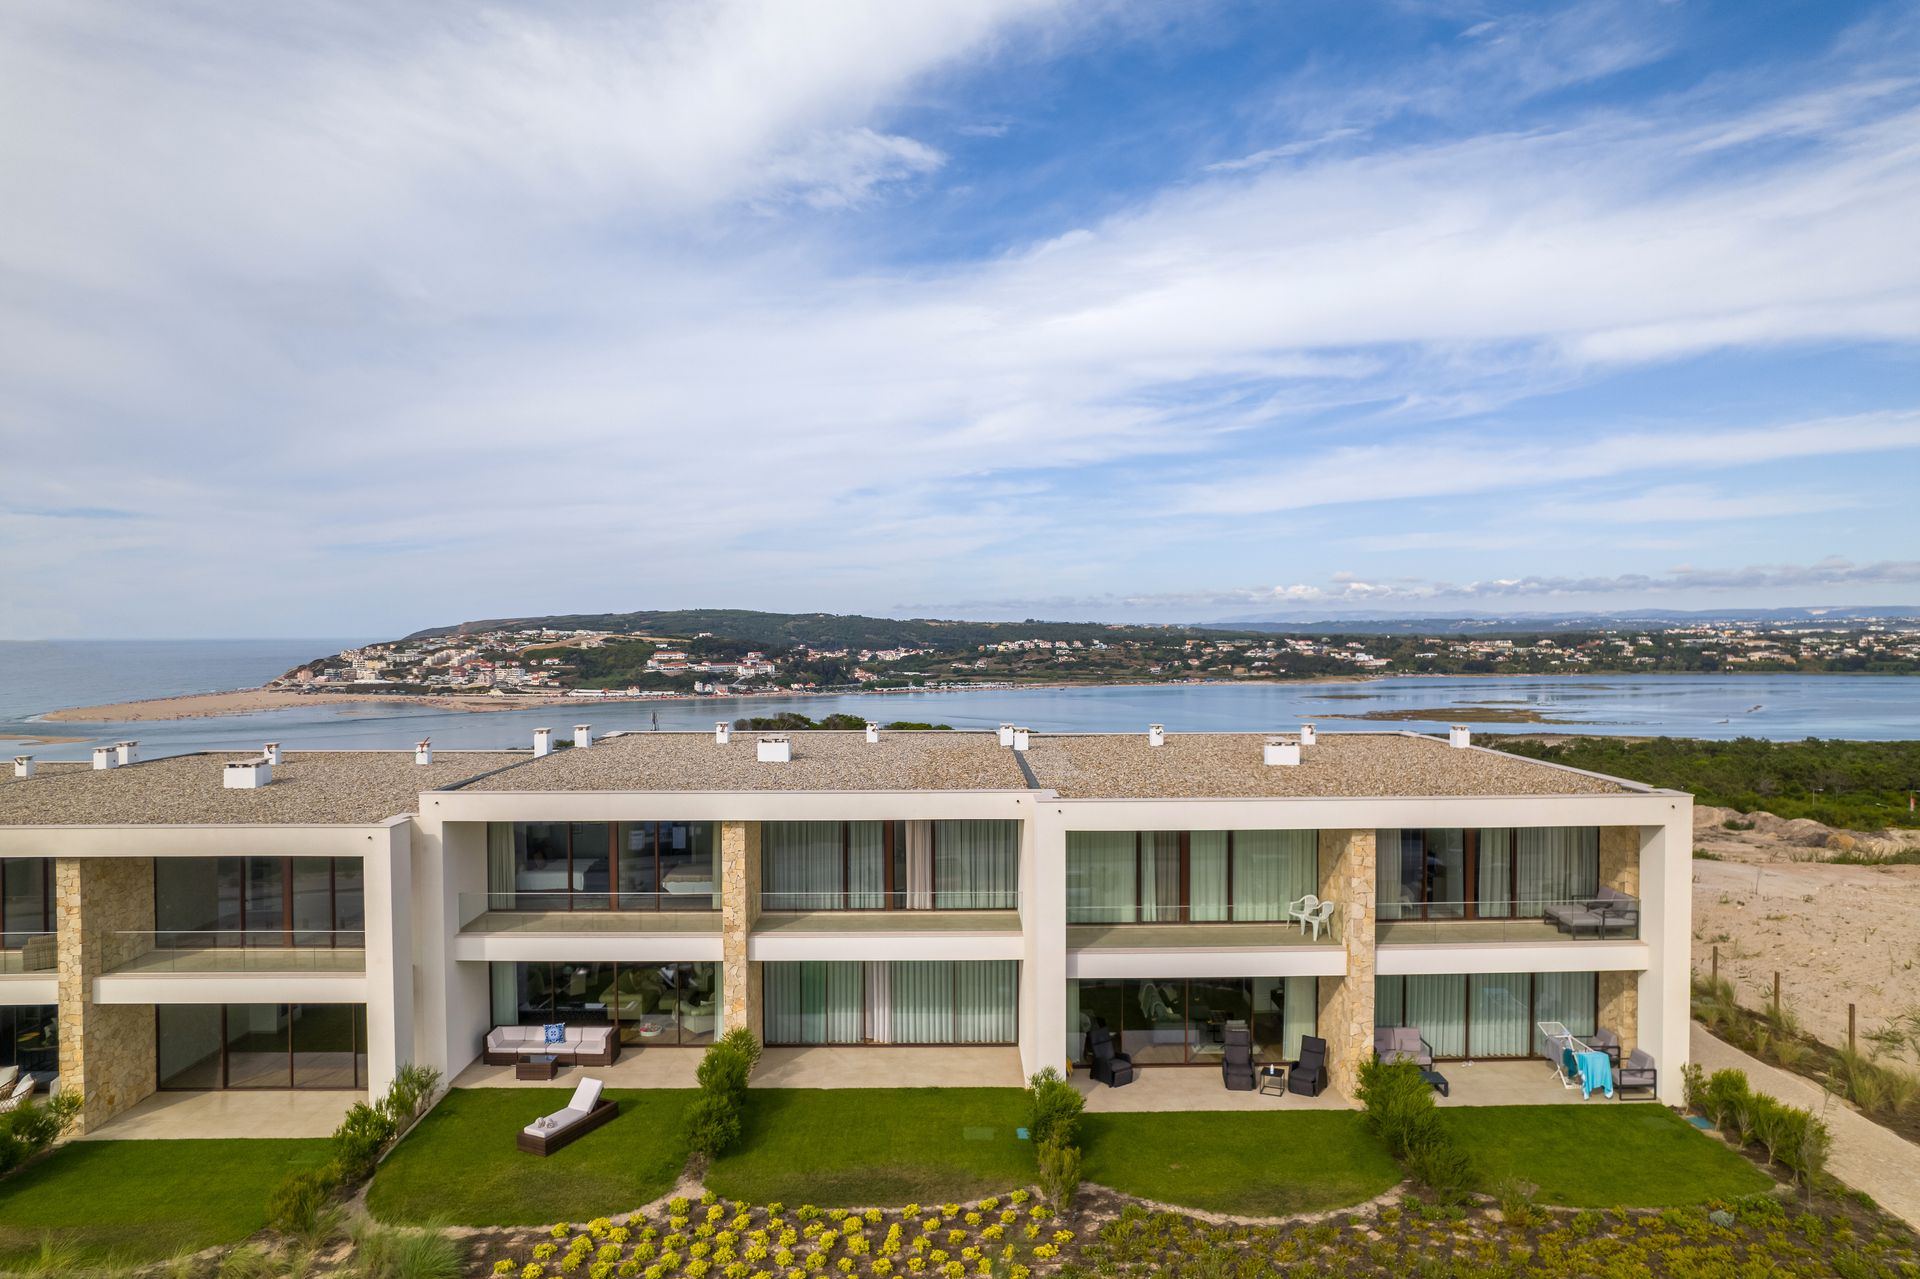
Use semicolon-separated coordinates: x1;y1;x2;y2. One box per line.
516;1054;560;1081
1258;1064;1289;1096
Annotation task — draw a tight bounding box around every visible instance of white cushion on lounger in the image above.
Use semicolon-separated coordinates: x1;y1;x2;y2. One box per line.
569;1077;603;1112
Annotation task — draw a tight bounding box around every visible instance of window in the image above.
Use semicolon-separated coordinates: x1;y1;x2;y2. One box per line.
1374;971;1599;1060
762;961;1018;1045
1376;828;1599;921
491;961;720;1046
1066;831;1315;924
486;823;719;911
153;858;365;947
0;859;52;946
1066;976;1316;1065
0;1005;57;1077
156;1004;367;1089
761;821;1017;911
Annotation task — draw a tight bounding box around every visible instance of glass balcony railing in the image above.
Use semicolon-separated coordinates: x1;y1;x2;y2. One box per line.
0;933;56;973
459;891;721;933
1065;904;1341;945
1376;897;1640;944
759;890;1018;913
103;930;367;974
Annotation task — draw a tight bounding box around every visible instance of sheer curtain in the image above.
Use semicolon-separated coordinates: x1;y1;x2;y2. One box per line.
763;822;845;910
486;825;515;906
490;963;520;1026
1281;975;1318;1061
904;821;934;909
1532;971;1597;1054
888;961;951;1043
1066;833;1136;923
764;961;864;1043
934;821;1018;909
848;823;885;909
1476;828;1514;917
1404;974;1466;1057
1375;976;1405;1028
1375;830;1407;919
1139;833;1181;922
1469;973;1531;1057
1515;828;1599;912
1189;833;1229;921
954;960;1018;1043
1233;831;1316;921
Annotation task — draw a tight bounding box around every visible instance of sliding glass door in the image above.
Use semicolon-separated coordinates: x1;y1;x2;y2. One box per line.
1374;971;1599;1059
491;961;721;1046
156;1004;368;1089
1377;828;1600;921
154;858;364;948
487;822;719;911
761;821;1018;912
1065;976;1317;1065
1066;831;1316;924
762;960;1018;1044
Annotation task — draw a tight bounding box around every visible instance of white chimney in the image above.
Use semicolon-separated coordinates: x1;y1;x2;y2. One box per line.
574;724;593;750
115;740;138;766
1147;724;1165;748
757;734;791;763
12;756;33;779
534;727;554;757
865;722;880;744
1300;723;1317;747
997;723;1015;747
224;757;271;788
1012;727;1031;752
1264;737;1301;767
92;746;118;770
263;742;282;766
415;738;433;765
715;722;731;745
1448;725;1472;749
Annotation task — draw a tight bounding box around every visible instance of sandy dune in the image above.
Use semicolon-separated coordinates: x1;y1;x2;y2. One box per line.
39;689;571;722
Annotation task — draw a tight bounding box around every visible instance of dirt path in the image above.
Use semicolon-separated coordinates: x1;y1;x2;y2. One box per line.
1691;1026;1920;1230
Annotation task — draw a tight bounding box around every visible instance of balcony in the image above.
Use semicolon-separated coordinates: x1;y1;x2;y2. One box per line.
460;891;721;936
0;933;56;974
1067;903;1341;950
1377;896;1640;945
756;890;1019;935
101;930;367;976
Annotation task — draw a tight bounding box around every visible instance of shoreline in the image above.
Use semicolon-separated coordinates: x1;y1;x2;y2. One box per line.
31;667;1909;725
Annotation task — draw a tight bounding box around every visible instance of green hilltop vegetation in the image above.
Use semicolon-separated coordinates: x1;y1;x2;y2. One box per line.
1492;736;1920;831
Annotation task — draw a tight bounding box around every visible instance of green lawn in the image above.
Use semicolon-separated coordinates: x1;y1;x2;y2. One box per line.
367;1088;696;1227
1080;1111;1403;1216
1443;1105;1775;1206
0;1138;331;1265
706;1089;1033;1206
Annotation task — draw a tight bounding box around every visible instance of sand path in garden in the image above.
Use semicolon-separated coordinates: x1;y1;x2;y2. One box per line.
1691;1027;1920;1231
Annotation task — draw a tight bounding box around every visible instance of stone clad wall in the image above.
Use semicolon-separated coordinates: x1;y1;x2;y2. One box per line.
719;821;761;1039
55;857;158;1133
1599;826;1640;896
1316;828;1378;1098
1599;971;1639;1055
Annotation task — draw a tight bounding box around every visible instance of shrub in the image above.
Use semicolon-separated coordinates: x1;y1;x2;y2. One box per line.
1681;1062;1707;1113
0;1092;81;1176
1494;1178;1540;1229
1035;1135;1081;1212
1355;1058;1433;1160
696;1041;752;1104
351;1220;464;1279
267;1167;340;1238
331;1100;401;1181
1024;1068;1082;1149
686;1093;742;1158
718;1027;762;1072
383;1064;442;1127
1405;1119;1476;1205
1703;1069;1751;1131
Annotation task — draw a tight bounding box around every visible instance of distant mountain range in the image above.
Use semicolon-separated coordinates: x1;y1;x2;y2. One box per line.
1203;607;1920;635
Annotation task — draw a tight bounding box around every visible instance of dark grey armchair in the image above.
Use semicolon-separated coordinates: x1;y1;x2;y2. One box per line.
1088;1024;1135;1088
1221;1019;1254;1091
1616;1048;1657;1098
1288;1035;1329;1097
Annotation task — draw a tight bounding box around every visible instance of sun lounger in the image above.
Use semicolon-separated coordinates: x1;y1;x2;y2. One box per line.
0;1075;35;1114
516;1077;619;1156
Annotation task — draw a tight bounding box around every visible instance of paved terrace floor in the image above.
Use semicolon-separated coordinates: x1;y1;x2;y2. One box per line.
1069;1059;1644;1111
1067;923;1335;949
81;1089;364;1139
1377;919;1637;945
455;1045;1026;1089
464;911;721;935
755;911;1022;934
105;946;367;974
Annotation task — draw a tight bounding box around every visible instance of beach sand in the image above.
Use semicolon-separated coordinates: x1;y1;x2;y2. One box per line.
39;689;574;723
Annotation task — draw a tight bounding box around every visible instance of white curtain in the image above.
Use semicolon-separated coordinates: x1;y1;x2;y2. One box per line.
490;962;519;1026
1375;830;1407;919
1281;975;1317;1061
486;824;515;907
864;960;891;1042
848;822;885;909
934;821;1018;909
905;821;934;909
1375;976;1404;1027
887;961;952;1043
1189;833;1229;921
763;961;864;1044
1066;833;1135;923
1515;828;1599;912
1065;980;1083;1063
1139;833;1181;922
1476;829;1514;917
1532;971;1597;1055
955;961;1018;1043
763;822;844;910
1405;974;1466;1057
1233;831;1316;921
1469;973;1531;1057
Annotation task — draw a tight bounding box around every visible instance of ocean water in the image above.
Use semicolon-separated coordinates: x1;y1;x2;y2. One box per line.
5;639;1920;761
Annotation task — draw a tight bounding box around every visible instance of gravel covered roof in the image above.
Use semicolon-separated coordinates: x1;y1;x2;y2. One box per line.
1021;732;1633;799
460;731;1030;793
0;751;527;826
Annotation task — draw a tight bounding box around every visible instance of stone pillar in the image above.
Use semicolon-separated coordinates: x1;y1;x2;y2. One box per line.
55;857;158;1133
1599;826;1639;896
719;821;761;1040
1316;829;1377;1099
1599;972;1639;1055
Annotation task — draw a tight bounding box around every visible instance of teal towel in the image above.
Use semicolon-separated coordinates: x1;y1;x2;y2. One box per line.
1577;1050;1614;1099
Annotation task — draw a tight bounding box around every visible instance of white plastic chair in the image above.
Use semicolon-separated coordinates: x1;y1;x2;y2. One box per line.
1289;894;1321;934
1301;899;1337;941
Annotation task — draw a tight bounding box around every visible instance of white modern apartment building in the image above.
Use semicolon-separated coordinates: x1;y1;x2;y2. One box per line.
0;727;1690;1132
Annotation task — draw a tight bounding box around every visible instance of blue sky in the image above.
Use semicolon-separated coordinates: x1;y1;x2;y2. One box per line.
2;0;1918;637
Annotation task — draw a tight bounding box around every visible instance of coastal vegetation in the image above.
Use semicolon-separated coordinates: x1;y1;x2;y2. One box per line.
1495;736;1920;830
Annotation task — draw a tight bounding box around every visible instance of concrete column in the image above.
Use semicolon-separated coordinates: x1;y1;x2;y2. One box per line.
55;857;157;1133
1599;826;1640;895
720;821;761;1039
1022;804;1066;1081
1637;804;1692;1105
1315;829;1377;1098
362;821;414;1095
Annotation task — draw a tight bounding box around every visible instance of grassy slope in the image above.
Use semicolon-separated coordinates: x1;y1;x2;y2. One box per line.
366;1088;696;1227
0;1139;331;1265
705;1089;1032;1206
1081;1111;1403;1216
1442;1105;1774;1207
